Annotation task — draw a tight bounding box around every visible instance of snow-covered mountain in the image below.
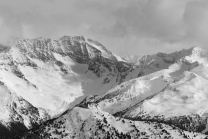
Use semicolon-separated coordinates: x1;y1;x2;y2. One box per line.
0;36;208;138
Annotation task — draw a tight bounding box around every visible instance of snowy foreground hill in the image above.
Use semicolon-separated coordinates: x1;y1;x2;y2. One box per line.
0;36;208;138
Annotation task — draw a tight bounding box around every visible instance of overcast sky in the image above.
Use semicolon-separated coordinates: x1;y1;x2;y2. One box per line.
0;0;208;56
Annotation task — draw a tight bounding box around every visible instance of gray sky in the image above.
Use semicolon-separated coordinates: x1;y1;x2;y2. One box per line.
0;0;208;56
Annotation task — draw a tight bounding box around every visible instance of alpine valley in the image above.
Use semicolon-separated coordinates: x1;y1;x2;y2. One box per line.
0;36;208;139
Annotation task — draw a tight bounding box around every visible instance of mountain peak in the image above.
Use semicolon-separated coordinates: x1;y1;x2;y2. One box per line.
185;46;207;55
189;46;205;51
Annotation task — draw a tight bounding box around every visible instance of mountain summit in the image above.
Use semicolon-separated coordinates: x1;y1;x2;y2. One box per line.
0;36;208;138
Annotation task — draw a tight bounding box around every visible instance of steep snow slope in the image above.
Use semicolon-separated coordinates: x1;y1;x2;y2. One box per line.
124;71;208;117
86;76;169;115
122;47;208;119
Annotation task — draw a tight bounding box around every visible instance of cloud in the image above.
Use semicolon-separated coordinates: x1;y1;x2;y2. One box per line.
183;0;208;45
0;0;208;56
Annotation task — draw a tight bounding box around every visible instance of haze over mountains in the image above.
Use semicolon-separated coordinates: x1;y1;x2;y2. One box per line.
0;36;208;138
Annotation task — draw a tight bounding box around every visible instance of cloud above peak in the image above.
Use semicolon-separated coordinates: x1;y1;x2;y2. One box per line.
0;0;208;55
